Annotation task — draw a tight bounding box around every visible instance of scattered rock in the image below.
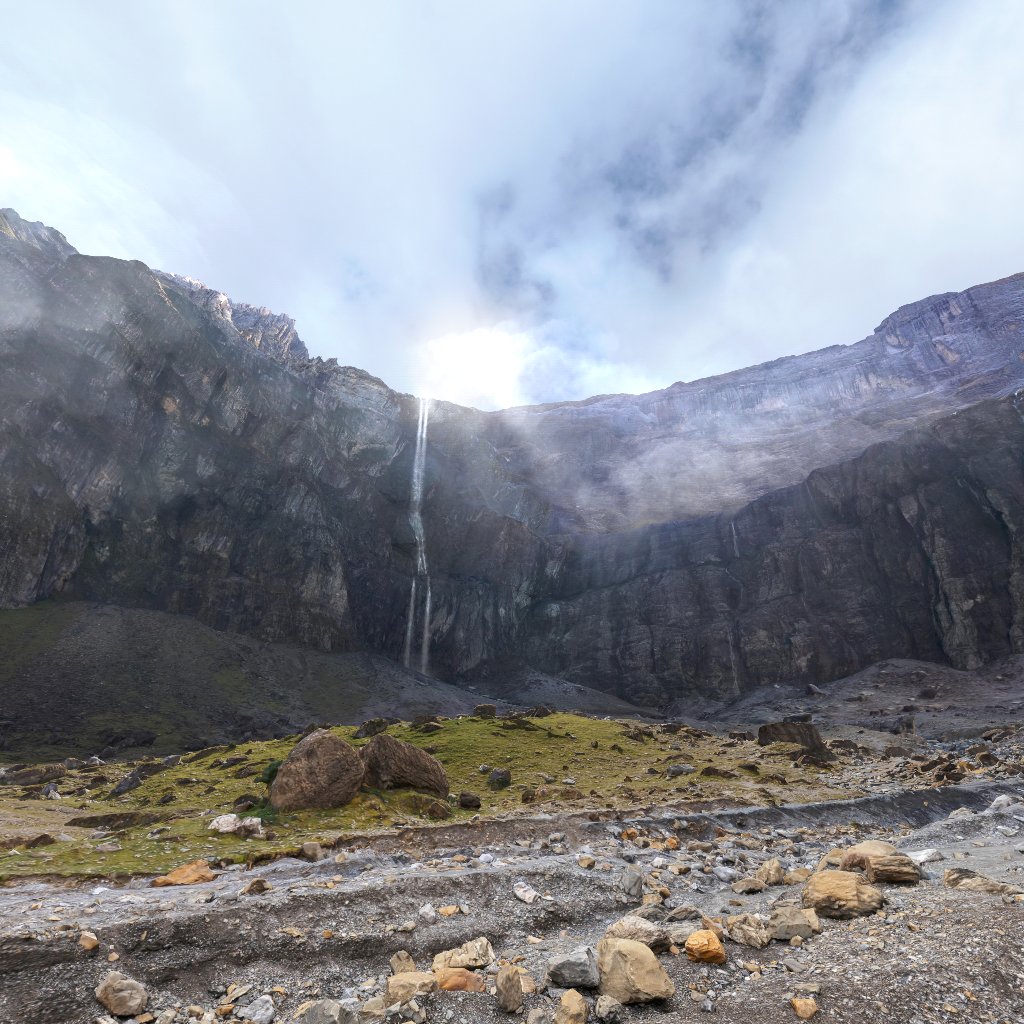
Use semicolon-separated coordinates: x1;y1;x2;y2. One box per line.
554;989;588;1024
768;907;821;942
78;930;99;953
757;722;834;759
241;995;276;1023
390;951;416;974
435;967;487;992
943;868;1024;895
151;859;216;887
594;994;625;1023
726;913;771;949
597;937;675;1004
803;870;883;918
685;929;727;964
495;964;524;1012
791;996;819;1019
95;971;148;1017
432;936;495;972
353;718;390;739
547;946;600;989
458;791;482;809
604;915;671;953
488;768;512;789
269;730;364;811
386;972;437;1003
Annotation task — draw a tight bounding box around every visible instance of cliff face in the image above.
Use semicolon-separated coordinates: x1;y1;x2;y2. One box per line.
2;207;1024;707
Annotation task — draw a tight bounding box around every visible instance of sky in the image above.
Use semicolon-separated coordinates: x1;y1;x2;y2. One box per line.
1;1;1022;410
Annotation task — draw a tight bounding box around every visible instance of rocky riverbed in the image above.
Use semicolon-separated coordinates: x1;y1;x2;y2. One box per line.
3;775;1024;1024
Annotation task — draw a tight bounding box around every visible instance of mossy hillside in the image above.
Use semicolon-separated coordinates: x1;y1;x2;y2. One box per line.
0;714;851;881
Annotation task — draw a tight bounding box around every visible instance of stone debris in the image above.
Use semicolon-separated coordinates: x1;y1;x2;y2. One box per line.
596;937;675;1004
546;946;600;989
802;869;884;919
150;859;216;887
95;971;148;1017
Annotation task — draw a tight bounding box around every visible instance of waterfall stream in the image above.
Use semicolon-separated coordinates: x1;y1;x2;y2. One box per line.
403;397;432;673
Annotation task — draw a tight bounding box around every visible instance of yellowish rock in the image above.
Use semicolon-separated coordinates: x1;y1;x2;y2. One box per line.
684;929;727;964
151;860;216;887
803;870;883;919
791;996;819;1019
78;931;99;953
386;971;437;1003
597;937;676;1004
434;967;486;992
554;988;588;1024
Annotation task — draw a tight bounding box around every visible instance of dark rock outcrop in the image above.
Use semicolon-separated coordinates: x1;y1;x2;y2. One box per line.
269;729;363;811
3;208;1024;716
359;733;449;797
757;723;832;756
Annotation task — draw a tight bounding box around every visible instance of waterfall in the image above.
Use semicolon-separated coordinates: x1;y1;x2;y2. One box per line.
404;397;432;673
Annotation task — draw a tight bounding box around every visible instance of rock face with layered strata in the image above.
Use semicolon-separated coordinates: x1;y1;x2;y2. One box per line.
3;208;1024;715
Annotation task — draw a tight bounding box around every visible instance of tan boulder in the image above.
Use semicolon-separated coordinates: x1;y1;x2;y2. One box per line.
386;971;437;1003
943;868;1024;895
95;971;148;1017
768;906;821;941
725;914;770;949
803;870;883;918
597;937;675;1004
755;858;786;886
269;729;364;811
842;852;921;884
685;929;727;963
390;950;416;974
435;967;486;992
791;996;819;1019
604;914;672;953
432;936;495;972
360;733;449;797
495;964;524;1012
554;989;588;1024
78;931;99;953
151;859;216;887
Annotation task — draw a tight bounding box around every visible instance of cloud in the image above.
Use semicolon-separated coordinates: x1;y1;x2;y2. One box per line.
0;1;1020;407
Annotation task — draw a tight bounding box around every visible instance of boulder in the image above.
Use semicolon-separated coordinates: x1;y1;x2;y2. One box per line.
432;936;495;972
269;730;364;811
792;996;819;1019
554;989;588;1024
360;733;449;797
458;791;482;809
756;723;834;759
841;851;921;884
754;857;786;886
435;967;486;992
597;937;675;1004
684;929;727;963
943;868;1024;895
488;768;512;789
547;946;600;989
767;906;821;941
725;913;770;949
293;1000;359;1024
386;972;437;1003
95;971;148;1016
604;915;671;953
475;704;497;718
353;718;390;739
390;951;416;974
803;870;883;918
241;995;276;1024
151;859;216;887
594;995;625;1023
495;964;524;1012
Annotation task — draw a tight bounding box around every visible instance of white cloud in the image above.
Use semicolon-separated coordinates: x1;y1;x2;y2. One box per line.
1;1;1021;407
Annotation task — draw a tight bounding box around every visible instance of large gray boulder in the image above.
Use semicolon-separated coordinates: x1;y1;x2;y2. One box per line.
270;730;364;811
359;733;449;797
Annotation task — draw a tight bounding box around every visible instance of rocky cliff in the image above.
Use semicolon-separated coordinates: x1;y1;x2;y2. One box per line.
2;207;1024;712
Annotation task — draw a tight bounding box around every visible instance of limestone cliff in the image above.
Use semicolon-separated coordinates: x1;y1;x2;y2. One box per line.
2;207;1024;708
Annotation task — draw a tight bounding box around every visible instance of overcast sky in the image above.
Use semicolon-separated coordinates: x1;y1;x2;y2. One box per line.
2;1;1022;408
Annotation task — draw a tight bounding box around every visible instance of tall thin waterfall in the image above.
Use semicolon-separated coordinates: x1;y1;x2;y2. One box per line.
403;397;432;673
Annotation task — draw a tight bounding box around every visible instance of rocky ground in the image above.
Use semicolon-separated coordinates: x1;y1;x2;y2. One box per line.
2;706;1024;1023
